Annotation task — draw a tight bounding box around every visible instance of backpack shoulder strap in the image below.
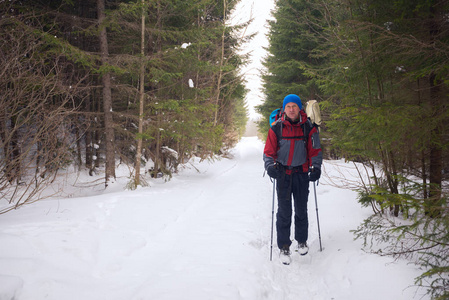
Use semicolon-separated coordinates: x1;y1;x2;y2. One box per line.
271;119;283;143
302;119;313;139
273;118;312;145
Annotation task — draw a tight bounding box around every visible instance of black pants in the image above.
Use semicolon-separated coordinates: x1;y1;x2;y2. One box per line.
276;171;309;249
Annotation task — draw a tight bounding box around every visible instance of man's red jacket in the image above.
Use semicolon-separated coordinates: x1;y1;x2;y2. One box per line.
263;110;322;174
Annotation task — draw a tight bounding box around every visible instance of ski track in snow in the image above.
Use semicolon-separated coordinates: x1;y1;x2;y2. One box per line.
0;137;428;300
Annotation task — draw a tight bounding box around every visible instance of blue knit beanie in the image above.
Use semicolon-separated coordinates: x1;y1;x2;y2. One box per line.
282;94;302;111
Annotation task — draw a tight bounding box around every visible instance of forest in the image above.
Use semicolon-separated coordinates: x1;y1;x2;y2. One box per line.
1;0;249;207
257;0;449;298
2;0;449;298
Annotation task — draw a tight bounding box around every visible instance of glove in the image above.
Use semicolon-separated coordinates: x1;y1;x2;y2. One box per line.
308;167;321;182
267;164;281;179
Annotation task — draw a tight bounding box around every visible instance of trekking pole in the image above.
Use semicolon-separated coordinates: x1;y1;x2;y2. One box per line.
313;180;323;252
270;179;276;261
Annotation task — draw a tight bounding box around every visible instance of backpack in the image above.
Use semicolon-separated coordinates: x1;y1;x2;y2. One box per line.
269;108;282;127
268;100;321;143
269;100;321;127
305;100;321;131
269;100;321;128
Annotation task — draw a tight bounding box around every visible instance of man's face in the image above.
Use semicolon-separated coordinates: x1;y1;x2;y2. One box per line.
284;102;300;121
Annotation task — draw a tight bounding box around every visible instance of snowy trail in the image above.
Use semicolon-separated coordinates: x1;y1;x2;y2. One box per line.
0;137;428;300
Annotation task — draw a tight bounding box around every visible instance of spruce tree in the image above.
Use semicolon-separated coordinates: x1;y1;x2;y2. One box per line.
257;0;326;137
1;0;249;209
259;0;449;296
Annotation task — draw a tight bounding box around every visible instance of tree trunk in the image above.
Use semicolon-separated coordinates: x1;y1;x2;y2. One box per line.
427;4;443;215
153;112;161;178
135;0;145;187
97;0;115;186
421;150;428;199
428;72;442;207
75;122;82;170
214;0;226;126
7;115;20;183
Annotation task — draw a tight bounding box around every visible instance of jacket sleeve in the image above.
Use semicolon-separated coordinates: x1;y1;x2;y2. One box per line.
307;126;323;170
263;128;278;170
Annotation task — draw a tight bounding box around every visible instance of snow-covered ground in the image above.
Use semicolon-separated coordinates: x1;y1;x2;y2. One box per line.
0;2;431;298
0;137;429;300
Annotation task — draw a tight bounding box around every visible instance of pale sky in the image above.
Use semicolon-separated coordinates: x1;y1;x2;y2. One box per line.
230;0;276;120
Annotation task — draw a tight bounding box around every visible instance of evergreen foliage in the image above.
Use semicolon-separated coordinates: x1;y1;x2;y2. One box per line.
0;0;249;206
259;0;449;297
353;184;448;299
257;0;325;138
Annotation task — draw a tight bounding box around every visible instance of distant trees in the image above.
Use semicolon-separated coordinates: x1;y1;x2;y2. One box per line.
0;0;248;209
258;0;449;298
257;0;327;133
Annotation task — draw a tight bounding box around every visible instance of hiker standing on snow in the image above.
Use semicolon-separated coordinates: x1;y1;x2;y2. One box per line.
263;94;323;265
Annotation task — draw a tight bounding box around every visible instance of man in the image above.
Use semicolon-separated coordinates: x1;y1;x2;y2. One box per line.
263;94;322;265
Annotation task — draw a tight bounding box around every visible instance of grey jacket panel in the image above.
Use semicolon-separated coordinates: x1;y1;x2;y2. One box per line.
311;150;323;170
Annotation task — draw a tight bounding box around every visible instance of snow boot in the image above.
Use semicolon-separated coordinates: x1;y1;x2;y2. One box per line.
280;247;292;265
296;242;309;256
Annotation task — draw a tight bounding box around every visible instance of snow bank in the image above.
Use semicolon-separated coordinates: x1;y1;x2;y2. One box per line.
0;137;428;300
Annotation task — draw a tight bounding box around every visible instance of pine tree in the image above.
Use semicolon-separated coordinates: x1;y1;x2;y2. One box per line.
1;0;249;209
259;0;449;296
257;0;326;137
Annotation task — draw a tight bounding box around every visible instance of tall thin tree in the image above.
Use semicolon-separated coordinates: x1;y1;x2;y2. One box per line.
134;0;146;187
97;0;115;186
